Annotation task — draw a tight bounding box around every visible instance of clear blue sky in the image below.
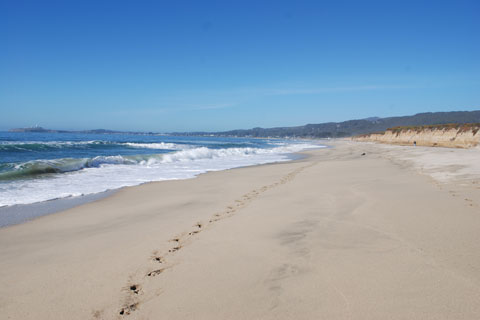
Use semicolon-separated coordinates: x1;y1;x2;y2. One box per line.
1;0;479;132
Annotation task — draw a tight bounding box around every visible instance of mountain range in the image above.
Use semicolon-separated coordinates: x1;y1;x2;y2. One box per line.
10;110;480;138
173;110;480;138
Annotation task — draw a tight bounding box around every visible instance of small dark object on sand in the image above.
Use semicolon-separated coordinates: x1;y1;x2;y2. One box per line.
361;152;366;156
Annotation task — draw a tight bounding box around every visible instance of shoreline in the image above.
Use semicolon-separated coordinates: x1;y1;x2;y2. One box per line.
0;190;116;228
0;134;324;209
0;149;316;228
1;141;479;319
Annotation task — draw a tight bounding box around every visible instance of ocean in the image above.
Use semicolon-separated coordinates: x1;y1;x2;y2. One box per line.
0;132;323;208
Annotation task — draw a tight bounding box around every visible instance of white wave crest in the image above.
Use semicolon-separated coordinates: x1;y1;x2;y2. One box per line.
123;142;185;150
0;140;103;146
160;143;321;163
0;142;325;207
87;155;138;166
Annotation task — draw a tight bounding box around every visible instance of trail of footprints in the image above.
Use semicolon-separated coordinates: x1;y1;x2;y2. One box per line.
117;163;314;317
448;190;478;207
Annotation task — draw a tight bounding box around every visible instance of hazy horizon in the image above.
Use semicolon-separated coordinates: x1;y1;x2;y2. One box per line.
2;1;479;132
3;108;480;133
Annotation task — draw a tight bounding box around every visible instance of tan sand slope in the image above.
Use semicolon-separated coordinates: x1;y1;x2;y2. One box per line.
352;124;480;148
1;141;479;319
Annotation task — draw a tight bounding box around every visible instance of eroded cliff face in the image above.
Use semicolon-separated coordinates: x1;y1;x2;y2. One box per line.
352;125;480;148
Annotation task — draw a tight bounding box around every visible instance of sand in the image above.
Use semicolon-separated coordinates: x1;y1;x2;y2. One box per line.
351;126;480;148
1;141;479;319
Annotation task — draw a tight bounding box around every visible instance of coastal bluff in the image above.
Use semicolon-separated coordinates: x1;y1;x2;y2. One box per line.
352;123;480;148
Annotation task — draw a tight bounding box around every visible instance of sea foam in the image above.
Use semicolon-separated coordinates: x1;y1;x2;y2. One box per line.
0;142;322;207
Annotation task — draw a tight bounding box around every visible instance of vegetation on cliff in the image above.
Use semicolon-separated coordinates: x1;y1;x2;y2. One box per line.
356;123;480;138
352;122;480;148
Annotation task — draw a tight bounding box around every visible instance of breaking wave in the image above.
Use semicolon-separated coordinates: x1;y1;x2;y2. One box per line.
0;140;186;152
0;144;318;181
0;138;324;206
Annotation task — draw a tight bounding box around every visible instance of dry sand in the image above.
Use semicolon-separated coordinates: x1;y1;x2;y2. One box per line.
1;141;480;319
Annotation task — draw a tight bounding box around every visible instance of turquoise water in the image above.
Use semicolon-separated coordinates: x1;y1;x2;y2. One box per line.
0;132;322;206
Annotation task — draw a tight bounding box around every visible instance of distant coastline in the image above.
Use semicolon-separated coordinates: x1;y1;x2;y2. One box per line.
9;110;480;139
8;126;158;135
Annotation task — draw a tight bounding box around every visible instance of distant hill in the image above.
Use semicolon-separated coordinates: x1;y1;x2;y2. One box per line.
8;127;155;135
9;110;480;138
9;126;52;133
173;110;480;138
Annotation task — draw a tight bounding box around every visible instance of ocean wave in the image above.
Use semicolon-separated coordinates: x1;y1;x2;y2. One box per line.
122;142;185;150
172;143;320;162
0;142;325;206
0;140;190;152
0;155;150;180
0;140;100;145
0;140;114;152
0;144;320;181
159;145;309;162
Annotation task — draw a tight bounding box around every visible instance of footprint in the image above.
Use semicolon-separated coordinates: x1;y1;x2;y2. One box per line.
92;310;103;319
169;246;182;253
129;284;141;295
152;256;163;263
119;303;138;316
147;269;164;277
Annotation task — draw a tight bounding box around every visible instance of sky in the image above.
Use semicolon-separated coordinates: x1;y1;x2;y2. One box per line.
1;0;479;132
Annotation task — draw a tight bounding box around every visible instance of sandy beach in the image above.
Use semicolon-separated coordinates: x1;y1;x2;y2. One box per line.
1;141;480;319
